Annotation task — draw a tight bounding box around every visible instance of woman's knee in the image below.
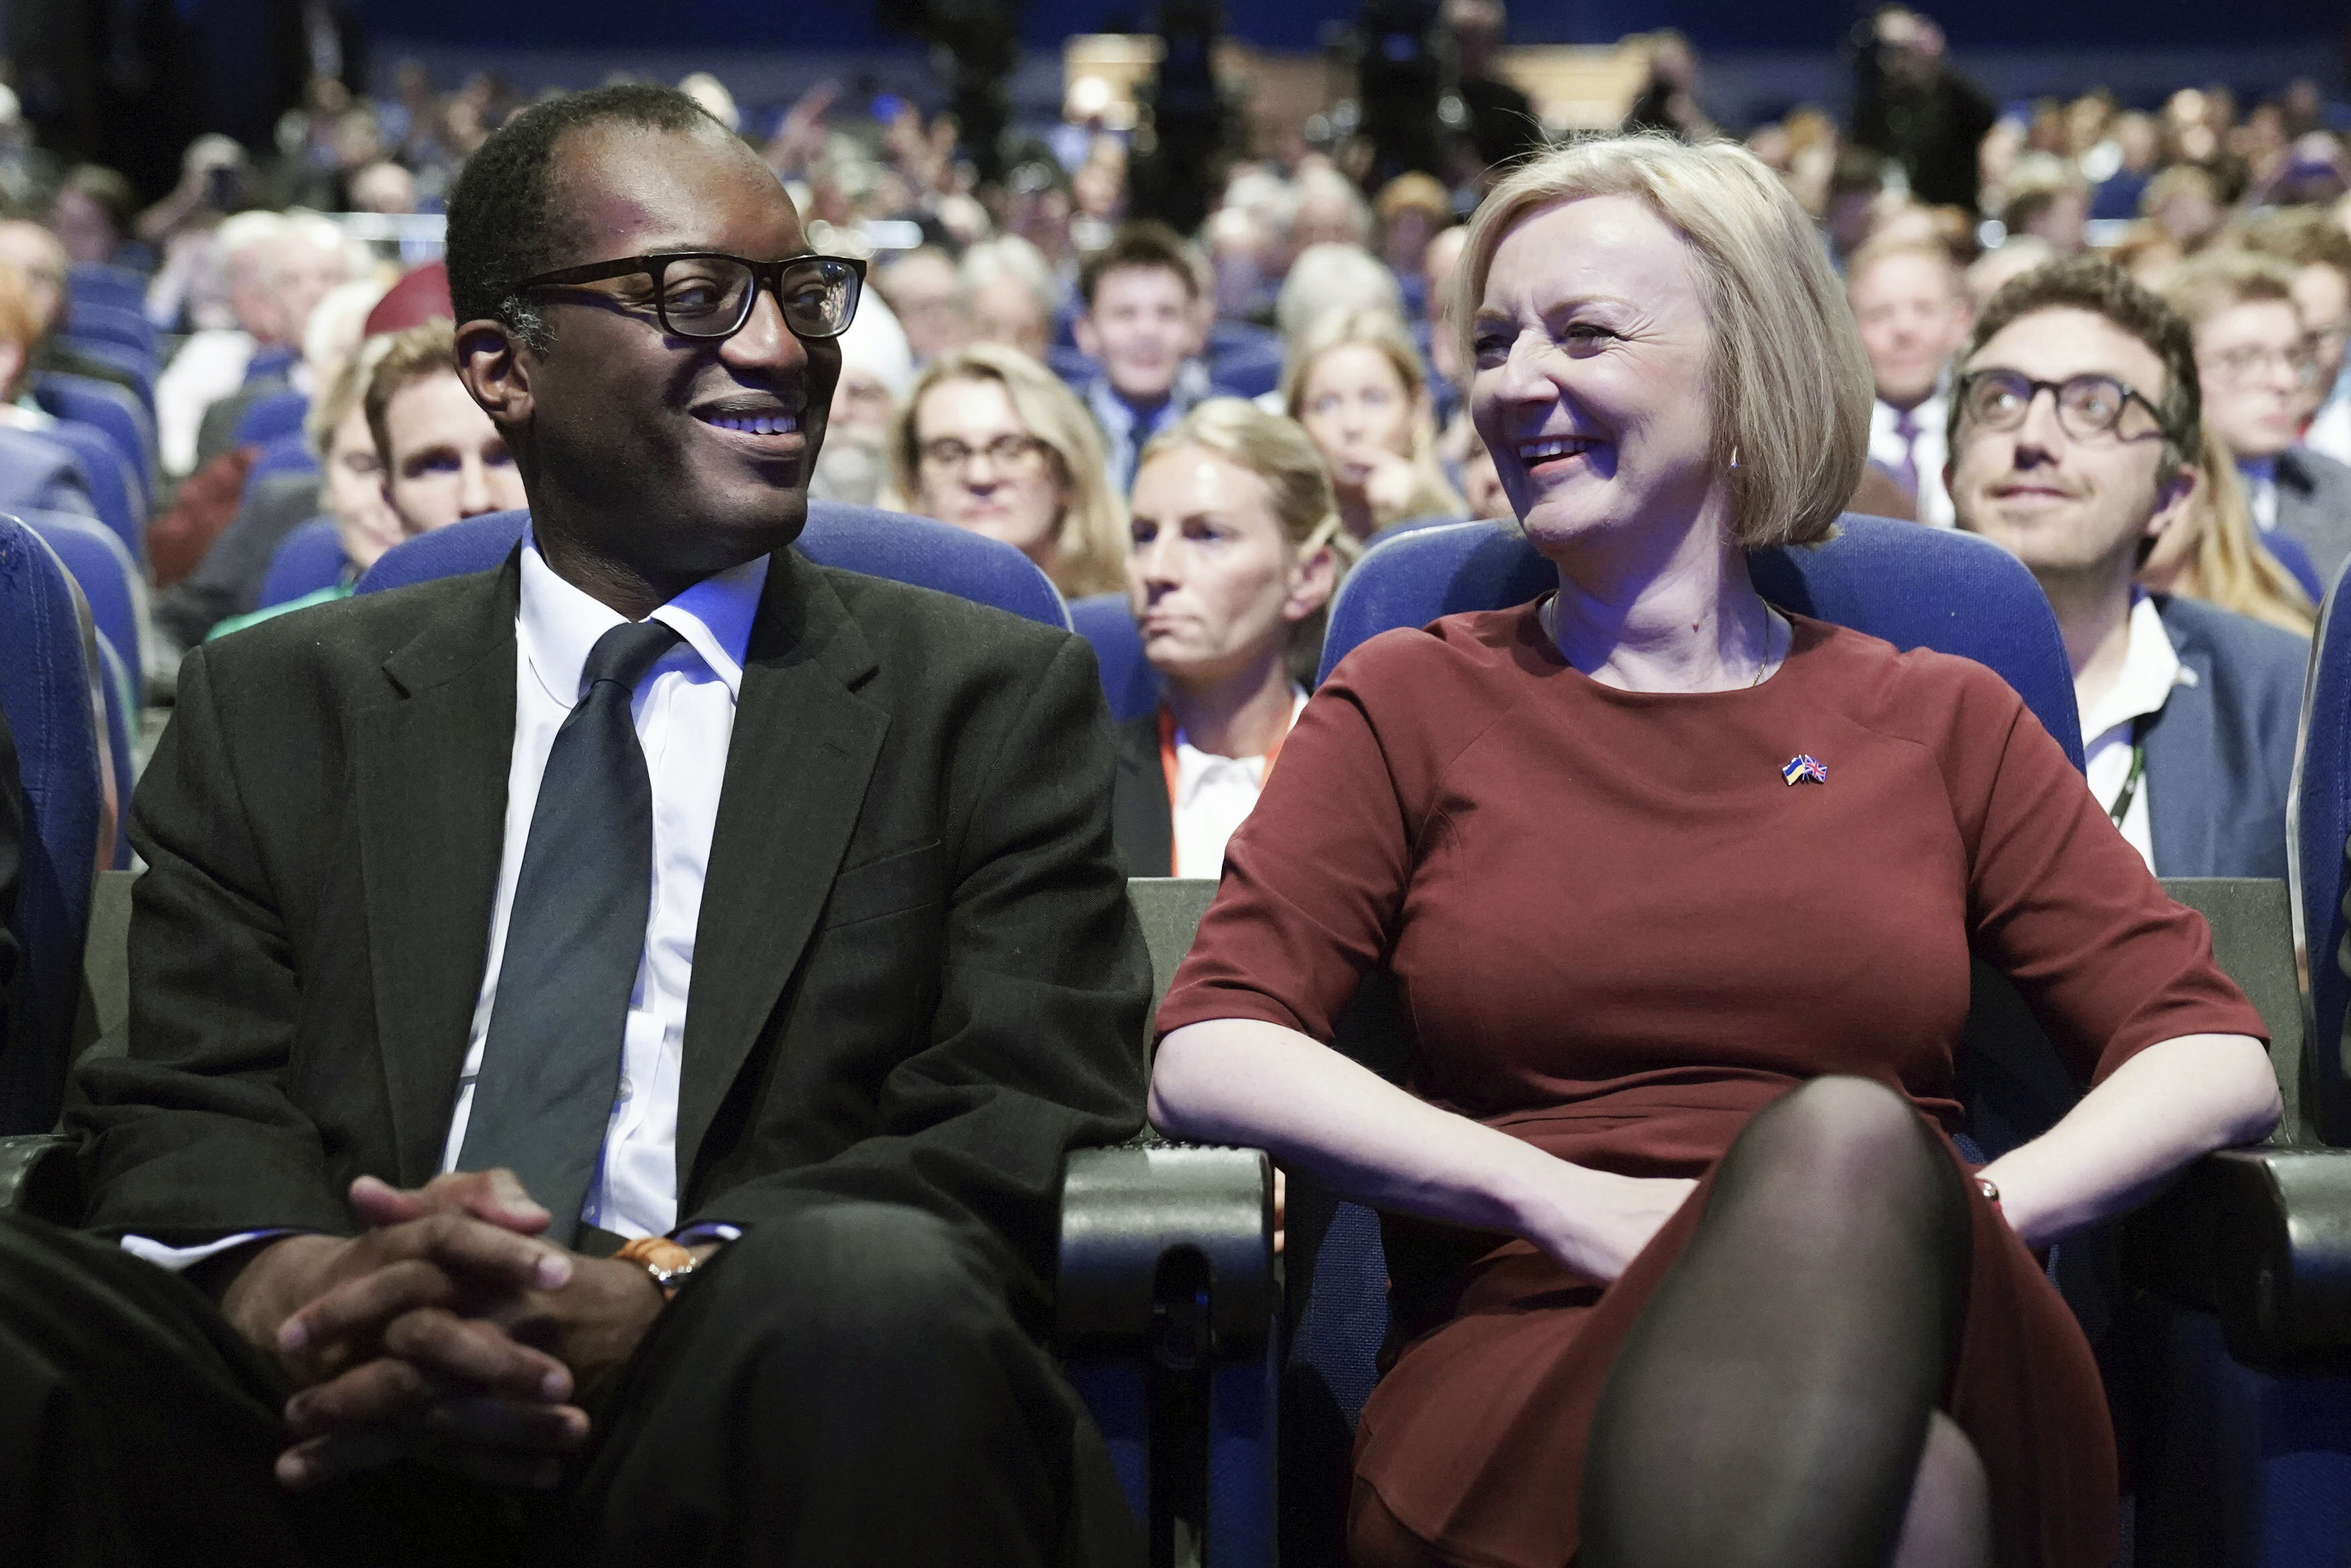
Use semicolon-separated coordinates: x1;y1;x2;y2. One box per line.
1734;1076;1944;1194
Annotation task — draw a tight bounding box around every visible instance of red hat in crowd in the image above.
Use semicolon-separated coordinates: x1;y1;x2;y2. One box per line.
365;261;453;335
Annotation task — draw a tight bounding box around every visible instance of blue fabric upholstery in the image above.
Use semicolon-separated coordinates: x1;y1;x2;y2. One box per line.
1319;515;2086;770
92;631;133;873
19;510;143;708
66;263;148;316
35;373;155;498
358;503;1072;631
233;389;312;450
0;516;101;1131
64;301;158;364
36;418;146;564
240;431;320;505
52;340;154;412
258;517;347;610
1067;593;1161;723
2296;571;2351;1146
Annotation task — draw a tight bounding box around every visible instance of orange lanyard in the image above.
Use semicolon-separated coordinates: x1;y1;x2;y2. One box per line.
1158;704;1289;878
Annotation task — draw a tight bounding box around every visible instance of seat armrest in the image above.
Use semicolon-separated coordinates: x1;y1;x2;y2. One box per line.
1057;1142;1276;1364
2123;1144;2351;1376
0;1133;80;1224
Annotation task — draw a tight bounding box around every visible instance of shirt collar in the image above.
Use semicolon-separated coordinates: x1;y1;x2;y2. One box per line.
517;528;768;709
2079;592;2184;741
1171;688;1308;806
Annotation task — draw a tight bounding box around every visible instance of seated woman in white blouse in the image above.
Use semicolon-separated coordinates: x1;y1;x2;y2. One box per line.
1111;398;1356;877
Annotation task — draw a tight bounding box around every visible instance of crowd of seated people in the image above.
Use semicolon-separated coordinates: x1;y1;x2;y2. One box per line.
0;32;2342;1563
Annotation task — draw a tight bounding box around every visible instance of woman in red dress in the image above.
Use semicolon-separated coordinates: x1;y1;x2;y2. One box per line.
1149;135;2280;1568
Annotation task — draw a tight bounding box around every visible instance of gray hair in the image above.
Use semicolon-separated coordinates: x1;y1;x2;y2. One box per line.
1277;242;1404;340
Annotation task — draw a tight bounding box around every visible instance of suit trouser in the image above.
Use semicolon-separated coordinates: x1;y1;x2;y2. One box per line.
0;1201;1143;1567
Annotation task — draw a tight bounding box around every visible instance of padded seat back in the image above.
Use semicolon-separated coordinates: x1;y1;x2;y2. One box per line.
36;418;146;564
257;517;347;610
66;264;147;316
1320;515;2086;769
357;504;1073;630
232;389;312;450
18;510;145;707
35;374;155;498
0;517;103;1131
2295;571;2351;1145
1068;593;1160;723
240;431;320;506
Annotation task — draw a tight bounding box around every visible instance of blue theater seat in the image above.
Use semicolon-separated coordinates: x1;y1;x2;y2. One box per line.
35;373;155;500
1068;592;1160;723
18;510;146;709
238;430;320;506
2297;571;2351;1146
256;516;347;610
66;263;148;317
62;300;158;366
357;503;1072;631
0;516;103;1132
232;389;312;451
32;418;146;565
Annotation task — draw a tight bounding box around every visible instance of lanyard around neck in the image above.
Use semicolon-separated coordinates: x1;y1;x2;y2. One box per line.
2106;712;2152;829
1159;704;1289;878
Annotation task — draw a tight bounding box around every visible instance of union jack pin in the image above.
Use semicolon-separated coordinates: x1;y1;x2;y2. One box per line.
1781;754;1828;786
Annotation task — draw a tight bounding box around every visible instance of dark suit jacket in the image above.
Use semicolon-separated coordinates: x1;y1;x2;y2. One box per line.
2275;446;2351;596
71;547;1150;1323
2144;594;2307;880
1111;710;1171;878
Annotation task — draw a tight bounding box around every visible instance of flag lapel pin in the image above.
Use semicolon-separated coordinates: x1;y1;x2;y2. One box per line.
1781;753;1828;786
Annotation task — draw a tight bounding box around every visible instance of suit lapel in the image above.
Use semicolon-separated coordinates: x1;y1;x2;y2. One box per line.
676;553;888;1187
2143;604;2217;878
357;559;520;1183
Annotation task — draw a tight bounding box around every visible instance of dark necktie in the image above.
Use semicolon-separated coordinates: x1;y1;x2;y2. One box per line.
1891;406;1921;498
457;618;682;1244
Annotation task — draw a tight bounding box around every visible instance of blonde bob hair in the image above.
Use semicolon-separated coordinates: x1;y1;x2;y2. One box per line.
1452;134;1873;549
888;342;1127;598
1281;307;1468;535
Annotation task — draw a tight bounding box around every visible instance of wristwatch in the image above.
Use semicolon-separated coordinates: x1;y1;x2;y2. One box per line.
614;1235;701;1299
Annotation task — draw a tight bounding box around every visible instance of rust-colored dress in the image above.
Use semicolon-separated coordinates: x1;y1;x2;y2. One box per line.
1155;604;2266;1568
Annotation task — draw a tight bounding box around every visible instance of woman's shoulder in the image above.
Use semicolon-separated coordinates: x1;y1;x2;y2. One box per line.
1788;614;2034;743
1323;602;1548;701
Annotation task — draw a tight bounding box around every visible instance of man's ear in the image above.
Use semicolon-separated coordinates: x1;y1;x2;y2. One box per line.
2144;461;2199;547
1073;310;1100;361
456;318;531;432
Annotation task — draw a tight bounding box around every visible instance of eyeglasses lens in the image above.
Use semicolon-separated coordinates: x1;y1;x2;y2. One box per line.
658;257;861;340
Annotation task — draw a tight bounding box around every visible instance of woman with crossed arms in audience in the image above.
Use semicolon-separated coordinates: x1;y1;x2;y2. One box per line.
1112;398;1353;877
1149;134;2279;1568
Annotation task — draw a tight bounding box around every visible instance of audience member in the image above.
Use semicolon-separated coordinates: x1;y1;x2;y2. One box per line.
875;246;967;366
5;83;1149;1565
2142;164;2225;253
2242;205;2351;465
891;342;1126;597
963;236;1059;363
0;264;95;519
1439;410;1511;518
0;218;145;400
48;165;138;268
1966;235;2054;306
1290;164;1376;255
1282;308;1465;541
2163;249;2351;590
1851;6;1999;212
1275;242;1406;344
808;289;912;508
1374;173;1454;310
1847;236;1972;525
1114;398;1351;877
1073;222;1213;495
1442;0;1548;179
2138;418;2315;637
1950;255;2304;878
193;275;385;473
1622;31;1717;144
2002;160;2091;255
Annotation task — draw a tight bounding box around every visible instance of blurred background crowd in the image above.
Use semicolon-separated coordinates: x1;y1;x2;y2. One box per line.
0;0;2337;731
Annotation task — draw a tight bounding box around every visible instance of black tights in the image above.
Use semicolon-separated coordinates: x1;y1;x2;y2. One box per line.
1580;1076;1974;1568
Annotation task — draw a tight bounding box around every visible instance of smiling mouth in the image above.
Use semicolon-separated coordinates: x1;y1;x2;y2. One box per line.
691;394;808;451
1517;435;1602;468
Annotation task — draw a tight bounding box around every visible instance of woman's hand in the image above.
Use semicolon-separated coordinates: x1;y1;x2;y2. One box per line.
1514;1166;1699;1285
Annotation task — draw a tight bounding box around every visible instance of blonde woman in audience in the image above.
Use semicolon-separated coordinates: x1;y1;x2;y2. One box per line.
2139;422;2315;637
887;342;1126;596
1112;398;1354;877
809;287;912;507
1283;308;1466;541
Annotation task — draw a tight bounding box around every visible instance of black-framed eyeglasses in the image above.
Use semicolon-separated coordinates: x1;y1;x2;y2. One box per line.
511;250;867;341
1956;369;2175;445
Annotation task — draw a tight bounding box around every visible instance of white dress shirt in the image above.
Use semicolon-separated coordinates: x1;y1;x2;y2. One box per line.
153;328;257;476
2239;455;2280;537
1168;689;1307;879
2077;594;2186;874
1868;391;1953;527
2308;369;2351;469
122;535;764;1271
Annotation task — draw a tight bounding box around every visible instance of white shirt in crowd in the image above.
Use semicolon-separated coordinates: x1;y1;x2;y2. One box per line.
2308;370;2351;469
1167;688;1308;879
1867;390;1953;528
2077;593;2190;876
123;533;758;1270
152;328;257;476
2239;454;2280;538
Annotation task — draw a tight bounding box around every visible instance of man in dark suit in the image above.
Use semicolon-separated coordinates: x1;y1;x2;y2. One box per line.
1951;255;2306;880
0;84;1148;1566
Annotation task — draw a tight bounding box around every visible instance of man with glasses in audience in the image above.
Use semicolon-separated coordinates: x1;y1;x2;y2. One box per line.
2164;248;2351;594
2243;207;2351;469
1951;255;2305;881
0;84;1146;1567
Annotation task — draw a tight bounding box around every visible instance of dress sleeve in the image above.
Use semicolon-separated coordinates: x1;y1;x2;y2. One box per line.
1953;664;2266;1086
1155;635;1432;1044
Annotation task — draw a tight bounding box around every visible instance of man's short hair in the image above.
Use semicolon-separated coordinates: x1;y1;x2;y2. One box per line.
445;83;723;350
1953;253;2201;472
364;318;461;469
1078;222;1204;308
2157;247;2299;332
2240;207;2351;287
